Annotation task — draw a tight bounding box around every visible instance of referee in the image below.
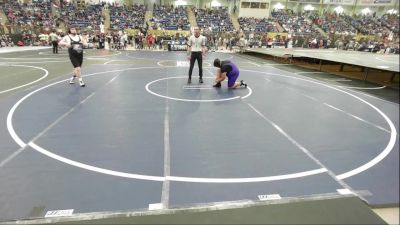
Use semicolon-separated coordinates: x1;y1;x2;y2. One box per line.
187;27;206;84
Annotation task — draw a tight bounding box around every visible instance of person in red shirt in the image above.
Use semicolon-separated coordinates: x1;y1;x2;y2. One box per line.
146;34;154;50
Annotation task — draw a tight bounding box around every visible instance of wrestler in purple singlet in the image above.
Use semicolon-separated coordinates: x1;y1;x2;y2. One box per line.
220;60;239;88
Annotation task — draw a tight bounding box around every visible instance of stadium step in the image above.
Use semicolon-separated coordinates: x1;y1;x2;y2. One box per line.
230;13;240;32
0;8;9;34
144;10;153;28
187;7;197;28
274;22;285;33
103;8;110;32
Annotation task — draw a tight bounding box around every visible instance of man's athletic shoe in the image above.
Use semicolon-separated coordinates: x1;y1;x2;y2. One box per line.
187;78;191;84
213;82;221;88
240;80;247;88
79;80;86;87
199;78;203;83
69;76;76;84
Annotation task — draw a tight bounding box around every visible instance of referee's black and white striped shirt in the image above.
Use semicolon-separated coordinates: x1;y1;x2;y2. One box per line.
188;35;206;52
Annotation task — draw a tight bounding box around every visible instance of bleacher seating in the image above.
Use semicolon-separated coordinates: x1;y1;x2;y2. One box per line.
311;12;399;37
60;2;103;30
238;17;278;33
151;5;190;30
271;10;317;35
2;0;53;28
311;13;357;35
110;4;146;30
0;1;398;53
195;7;234;32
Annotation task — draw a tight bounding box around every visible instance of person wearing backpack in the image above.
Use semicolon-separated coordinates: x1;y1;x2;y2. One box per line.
59;27;87;87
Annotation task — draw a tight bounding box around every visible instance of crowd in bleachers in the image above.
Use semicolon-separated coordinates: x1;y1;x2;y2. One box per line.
110;4;146;30
311;13;358;35
0;34;13;47
238;17;278;33
195;7;234;32
269;9;399;39
345;14;399;36
0;1;399;54
301;11;399;38
59;2;103;30
150;5;190;30
380;14;400;35
271;10;317;35
2;0;53;31
350;15;384;35
333;38;399;54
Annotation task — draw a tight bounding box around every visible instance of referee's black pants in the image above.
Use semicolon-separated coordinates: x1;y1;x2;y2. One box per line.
188;51;203;79
52;41;58;54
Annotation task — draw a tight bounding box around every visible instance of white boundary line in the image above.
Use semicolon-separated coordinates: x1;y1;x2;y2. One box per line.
247;61;261;67
300;93;318;101
84;51;122;58
1;50;120;60
125;52;233;63
282;65;399;105
240;69;397;180
336;85;386;90
323;103;390;133
157;60;212;67
145;76;251;102
166;168;328;183
38;51;69;56
161;78;171;208
340;87;398;104
183;86;213;89
241;86;252;99
0;65;49;94
7;67;165;148
246;102;356;195
28;142;165;181
5;66;320;183
264;60;400;105
0;147;26;167
6;66;397;183
0;57;61;60
103;60;114;65
282;84;391;133
3;60;69;64
125;53;166;61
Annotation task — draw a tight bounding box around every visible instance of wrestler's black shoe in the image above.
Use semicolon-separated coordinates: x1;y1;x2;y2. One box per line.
240;80;247;88
199;77;203;83
187;78;191;84
213;82;221;88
